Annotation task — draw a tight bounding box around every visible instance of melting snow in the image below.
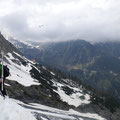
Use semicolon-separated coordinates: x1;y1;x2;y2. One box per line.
6;52;40;86
52;81;90;107
50;71;55;76
5;83;11;87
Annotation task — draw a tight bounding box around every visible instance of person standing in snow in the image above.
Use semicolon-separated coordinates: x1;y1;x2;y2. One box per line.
0;59;9;97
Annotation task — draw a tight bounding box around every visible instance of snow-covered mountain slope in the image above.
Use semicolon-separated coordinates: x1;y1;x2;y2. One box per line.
6;52;40;86
8;37;38;49
0;96;36;120
5;51;90;107
0;94;106;120
0;34;119;120
1;51;107;120
10;38;120;104
14;99;106;120
8;37;43;61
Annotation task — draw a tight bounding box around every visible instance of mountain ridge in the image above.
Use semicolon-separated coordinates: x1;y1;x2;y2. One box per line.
0;34;112;120
6;36;120;119
9;38;120;103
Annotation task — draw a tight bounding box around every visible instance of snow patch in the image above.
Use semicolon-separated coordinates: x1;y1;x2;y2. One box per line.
41;117;48;120
5;83;11;87
69;109;106;120
52;81;90;107
50;71;55;76
6;52;40;86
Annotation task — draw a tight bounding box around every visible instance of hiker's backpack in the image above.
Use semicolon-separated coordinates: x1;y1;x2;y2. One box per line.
3;65;10;78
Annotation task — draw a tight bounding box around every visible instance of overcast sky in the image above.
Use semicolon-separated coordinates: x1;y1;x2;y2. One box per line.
0;0;120;42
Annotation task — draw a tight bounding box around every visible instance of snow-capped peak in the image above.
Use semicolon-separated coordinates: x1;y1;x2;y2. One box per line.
8;37;39;49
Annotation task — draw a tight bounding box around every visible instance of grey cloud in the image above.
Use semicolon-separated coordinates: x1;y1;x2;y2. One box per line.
0;11;67;41
13;0;79;5
1;13;28;38
0;0;120;43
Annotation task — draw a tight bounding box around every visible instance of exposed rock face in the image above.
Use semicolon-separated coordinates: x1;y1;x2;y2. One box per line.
0;34;21;55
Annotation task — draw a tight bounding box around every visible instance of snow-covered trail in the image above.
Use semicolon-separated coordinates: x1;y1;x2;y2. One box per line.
0;95;100;120
13;98;106;120
0;96;37;120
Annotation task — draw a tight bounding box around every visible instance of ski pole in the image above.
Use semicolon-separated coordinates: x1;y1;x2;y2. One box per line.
1;51;4;91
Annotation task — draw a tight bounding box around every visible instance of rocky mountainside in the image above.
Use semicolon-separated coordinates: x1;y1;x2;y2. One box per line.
9;39;120;104
0;34;119;120
8;37;41;60
0;34;116;119
0;34;21;57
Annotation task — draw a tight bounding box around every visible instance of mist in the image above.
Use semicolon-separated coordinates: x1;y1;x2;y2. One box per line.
0;0;120;43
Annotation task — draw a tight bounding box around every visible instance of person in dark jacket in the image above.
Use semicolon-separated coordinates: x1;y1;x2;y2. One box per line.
0;59;9;97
